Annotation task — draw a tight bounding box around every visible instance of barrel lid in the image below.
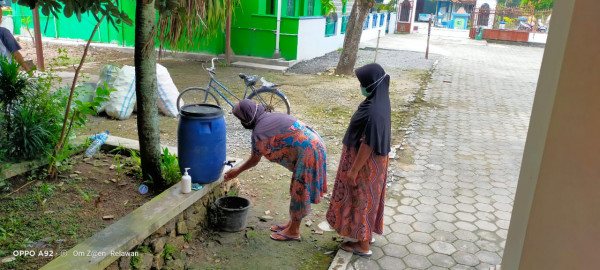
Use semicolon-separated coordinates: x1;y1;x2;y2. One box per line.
180;104;224;118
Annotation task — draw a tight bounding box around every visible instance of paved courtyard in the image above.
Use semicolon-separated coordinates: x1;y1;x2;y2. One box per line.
345;29;545;269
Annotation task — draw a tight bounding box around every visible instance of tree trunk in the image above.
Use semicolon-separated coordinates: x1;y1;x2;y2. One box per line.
225;0;232;64
335;0;373;75
32;7;44;71
135;0;165;189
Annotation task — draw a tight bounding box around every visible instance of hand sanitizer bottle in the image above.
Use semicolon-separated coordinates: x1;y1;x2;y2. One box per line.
181;168;192;194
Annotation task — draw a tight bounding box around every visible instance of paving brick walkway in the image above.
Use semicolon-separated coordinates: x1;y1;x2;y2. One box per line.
347;35;545;269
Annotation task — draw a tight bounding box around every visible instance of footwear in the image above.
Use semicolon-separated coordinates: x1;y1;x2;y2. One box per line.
341;242;372;257
343;236;375;244
270;224;287;232
270;231;301;242
351;247;372;257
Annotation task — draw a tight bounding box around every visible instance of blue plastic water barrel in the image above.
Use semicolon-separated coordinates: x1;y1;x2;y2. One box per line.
178;104;226;184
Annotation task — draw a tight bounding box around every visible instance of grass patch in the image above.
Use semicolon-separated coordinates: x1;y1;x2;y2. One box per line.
306;104;354;138
300;241;339;270
0;152;155;269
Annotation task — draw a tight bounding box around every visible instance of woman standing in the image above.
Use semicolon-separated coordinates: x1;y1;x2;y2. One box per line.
326;63;391;257
224;99;327;242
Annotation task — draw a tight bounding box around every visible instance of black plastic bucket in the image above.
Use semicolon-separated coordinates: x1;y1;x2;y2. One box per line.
215;196;251;232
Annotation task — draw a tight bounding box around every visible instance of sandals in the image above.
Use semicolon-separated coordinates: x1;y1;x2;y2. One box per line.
270;231;301;242
350;247;373;257
270;224;287;232
342;237;376;244
341;242;372;258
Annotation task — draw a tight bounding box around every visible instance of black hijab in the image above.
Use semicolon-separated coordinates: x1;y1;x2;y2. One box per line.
233;99;297;142
342;63;391;156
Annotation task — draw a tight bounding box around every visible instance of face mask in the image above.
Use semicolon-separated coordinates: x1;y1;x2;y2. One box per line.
360;73;388;98
361;87;371;97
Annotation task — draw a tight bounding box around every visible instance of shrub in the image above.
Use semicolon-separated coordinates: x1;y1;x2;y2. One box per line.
0;57;64;162
4;106;54;160
0;56;29;114
0;53;112;164
161;148;181;186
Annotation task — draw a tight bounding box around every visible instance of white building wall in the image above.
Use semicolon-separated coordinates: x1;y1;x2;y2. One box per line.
296;17;344;61
296;13;395;61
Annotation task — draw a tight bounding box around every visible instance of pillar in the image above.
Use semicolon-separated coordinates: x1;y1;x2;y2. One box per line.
503;0;600;269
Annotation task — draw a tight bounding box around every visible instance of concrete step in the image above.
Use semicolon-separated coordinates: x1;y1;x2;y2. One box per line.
231;61;289;72
230;55;296;67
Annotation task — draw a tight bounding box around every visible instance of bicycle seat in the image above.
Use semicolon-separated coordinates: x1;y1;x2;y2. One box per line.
239;73;258;86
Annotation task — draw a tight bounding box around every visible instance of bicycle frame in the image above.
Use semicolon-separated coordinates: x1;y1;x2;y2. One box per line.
197;58;284;111
204;75;255;108
204;71;276;110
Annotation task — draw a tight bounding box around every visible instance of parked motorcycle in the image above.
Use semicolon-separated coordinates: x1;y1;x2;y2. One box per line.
518;21;533;31
536;25;547;32
536;19;548;32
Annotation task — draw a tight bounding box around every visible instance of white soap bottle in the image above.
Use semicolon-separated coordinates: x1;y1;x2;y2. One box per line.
181;168;192;194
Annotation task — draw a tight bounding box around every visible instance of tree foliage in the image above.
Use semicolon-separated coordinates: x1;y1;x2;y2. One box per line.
321;0;336;15
521;0;554;10
375;0;396;12
14;0;132;30
155;0;240;52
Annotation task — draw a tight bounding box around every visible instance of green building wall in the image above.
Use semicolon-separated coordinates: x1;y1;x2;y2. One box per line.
11;0;326;60
232;0;325;60
11;1;224;55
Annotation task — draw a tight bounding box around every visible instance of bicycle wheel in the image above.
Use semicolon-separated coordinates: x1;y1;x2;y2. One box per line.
248;88;290;114
177;87;220;112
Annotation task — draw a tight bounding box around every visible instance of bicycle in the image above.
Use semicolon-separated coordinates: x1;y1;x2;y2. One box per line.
176;58;291;114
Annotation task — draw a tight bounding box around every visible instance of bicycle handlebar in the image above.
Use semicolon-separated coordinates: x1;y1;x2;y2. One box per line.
204;58;224;75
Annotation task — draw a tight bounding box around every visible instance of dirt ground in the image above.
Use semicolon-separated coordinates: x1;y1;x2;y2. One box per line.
8;39;437;269
0;152;153;270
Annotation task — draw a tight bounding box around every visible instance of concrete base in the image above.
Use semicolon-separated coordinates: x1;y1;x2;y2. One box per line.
327;250;353;270
272;50;282;59
231;61;289;72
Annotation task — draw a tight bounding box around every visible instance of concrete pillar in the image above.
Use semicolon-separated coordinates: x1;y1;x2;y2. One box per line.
503;0;600;269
